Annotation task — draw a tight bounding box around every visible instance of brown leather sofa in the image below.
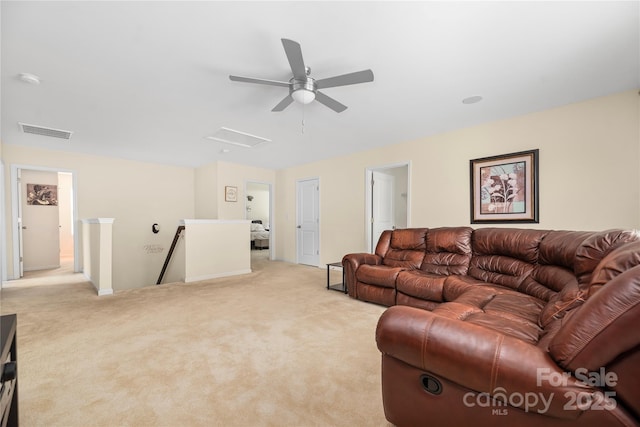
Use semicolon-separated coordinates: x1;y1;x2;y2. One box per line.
342;227;640;426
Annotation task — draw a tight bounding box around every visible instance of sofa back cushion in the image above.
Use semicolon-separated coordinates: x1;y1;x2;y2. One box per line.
588;240;640;296
536;274;583;328
381;228;428;268
468;228;548;289
529;231;595;327
548;264;640;373
374;230;393;258
543;257;640;419
574;229;640;287
535;230;639;328
539;230;595;272
420;227;473;275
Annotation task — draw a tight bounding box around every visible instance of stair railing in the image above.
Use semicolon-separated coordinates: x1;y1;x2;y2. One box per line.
156;225;185;285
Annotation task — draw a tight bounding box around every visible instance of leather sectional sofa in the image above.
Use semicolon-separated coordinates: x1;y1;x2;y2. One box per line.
342;227;640;426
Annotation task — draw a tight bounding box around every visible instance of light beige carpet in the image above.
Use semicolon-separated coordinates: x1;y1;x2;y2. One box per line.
0;255;391;427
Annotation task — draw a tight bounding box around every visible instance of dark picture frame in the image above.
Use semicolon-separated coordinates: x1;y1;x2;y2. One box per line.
26;183;58;206
470;149;539;224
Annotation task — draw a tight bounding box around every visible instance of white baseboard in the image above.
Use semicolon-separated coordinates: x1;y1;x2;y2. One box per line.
185;269;252;283
83;272;113;296
24;264;61;272
98;288;114;296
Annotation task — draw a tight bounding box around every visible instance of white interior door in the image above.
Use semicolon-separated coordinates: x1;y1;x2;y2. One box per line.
16;169;24;277
371;170;395;252
366;163;409;253
21;170;61;271
296;178;319;266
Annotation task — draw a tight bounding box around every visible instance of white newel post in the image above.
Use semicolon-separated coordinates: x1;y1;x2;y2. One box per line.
81;218;115;296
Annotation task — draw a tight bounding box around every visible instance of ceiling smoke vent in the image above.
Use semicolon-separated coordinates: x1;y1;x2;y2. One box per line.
19;122;73;140
205;127;270;148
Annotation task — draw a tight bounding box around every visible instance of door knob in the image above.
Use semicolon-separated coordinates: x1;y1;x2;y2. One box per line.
297;225;301;229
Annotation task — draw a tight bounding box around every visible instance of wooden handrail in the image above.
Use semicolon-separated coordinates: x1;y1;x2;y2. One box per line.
156;225;185;285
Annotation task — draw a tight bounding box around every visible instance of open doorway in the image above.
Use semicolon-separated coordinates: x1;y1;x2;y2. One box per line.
9;165;79;282
365;162;410;253
245;181;273;265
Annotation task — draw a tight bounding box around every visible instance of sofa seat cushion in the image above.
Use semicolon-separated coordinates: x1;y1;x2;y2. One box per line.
356;264;404;288
441;275;483;301
433;287;545;343
395;293;439;311
396;270;447;302
354;282;396;306
481;291;545;325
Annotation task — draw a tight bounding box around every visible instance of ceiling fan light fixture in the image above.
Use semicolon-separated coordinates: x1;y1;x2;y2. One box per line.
229;38;373;113
292;89;316;105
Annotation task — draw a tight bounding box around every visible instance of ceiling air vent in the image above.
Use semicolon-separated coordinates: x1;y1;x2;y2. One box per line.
19;122;73;140
205;127;270;148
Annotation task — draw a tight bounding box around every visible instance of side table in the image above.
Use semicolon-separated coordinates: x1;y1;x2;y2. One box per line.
326;262;347;293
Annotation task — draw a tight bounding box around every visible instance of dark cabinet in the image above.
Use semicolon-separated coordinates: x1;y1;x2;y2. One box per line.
1;314;18;427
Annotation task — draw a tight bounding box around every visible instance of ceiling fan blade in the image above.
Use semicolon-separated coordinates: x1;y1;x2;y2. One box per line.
229;75;290;88
272;95;294;112
281;38;307;81
315;91;347;113
315;69;374;89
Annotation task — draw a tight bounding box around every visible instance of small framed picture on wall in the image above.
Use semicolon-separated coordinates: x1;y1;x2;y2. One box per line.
26;183;58;206
225;186;238;202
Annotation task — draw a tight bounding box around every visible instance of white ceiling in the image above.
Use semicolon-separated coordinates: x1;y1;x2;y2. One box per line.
2;1;639;170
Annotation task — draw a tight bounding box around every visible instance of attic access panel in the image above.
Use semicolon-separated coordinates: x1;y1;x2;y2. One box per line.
206;127;270;148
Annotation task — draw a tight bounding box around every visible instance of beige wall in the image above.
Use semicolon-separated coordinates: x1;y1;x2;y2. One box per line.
194;160;275;220
2;145;195;290
58;172;74;258
276;159;367;265
1;90;638;287
216;161;275;220
275;90;640;265
182;220;251;282
194;162;218;219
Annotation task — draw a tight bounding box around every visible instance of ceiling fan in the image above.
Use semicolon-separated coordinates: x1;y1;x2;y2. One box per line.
229;38;374;113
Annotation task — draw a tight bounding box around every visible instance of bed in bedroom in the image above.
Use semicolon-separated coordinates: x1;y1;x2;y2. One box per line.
250;220;269;249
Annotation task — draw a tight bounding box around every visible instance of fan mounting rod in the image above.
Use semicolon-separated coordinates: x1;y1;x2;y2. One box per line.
291;77;316;94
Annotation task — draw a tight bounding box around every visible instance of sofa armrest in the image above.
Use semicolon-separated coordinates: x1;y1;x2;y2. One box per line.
376;305;608;419
342;253;382;298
